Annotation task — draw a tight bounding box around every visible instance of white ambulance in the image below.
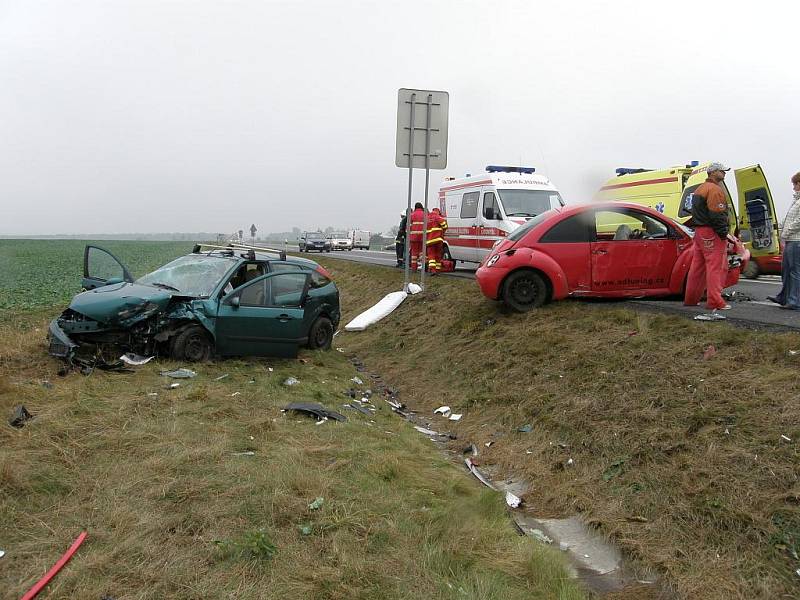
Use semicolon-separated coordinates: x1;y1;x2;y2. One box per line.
439;166;565;265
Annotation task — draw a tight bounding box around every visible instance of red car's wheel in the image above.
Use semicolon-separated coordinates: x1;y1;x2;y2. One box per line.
502;270;549;312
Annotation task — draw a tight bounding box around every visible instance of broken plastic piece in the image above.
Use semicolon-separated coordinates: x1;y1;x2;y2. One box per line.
9;405;33;428
0;550;5;558
518;424;533;433
299;524;312;536
169;383;180;389
283;377;299;386
505;491;522;508
232;451;255;456
434;406;451;416
214;374;230;381
449;413;462;421
406;283;422;294
414;425;440;436
465;457;496;490
694;313;726;321
284;402;347;422
21;531;87;600
351;376;363;385
781;434;792;442
230;391;241;397
308;497;324;510
120;353;154;366
160;368;196;379
529;529;553;544
703;345;717;360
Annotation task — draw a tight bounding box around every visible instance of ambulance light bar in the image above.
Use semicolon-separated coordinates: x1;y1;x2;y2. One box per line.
486;165;536;174
687;160;699;167
615;168;651;176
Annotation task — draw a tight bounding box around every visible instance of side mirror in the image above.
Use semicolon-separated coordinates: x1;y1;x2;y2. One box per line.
229;296;240;308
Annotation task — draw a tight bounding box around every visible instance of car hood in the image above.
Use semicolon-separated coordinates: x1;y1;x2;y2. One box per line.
68;282;176;324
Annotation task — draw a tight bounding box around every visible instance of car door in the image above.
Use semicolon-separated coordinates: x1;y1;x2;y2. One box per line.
735;165;780;257
82;245;134;290
590;209;678;293
536;212;593;292
215;271;310;358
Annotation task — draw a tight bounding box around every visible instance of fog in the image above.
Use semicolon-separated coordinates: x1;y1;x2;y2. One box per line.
2;0;798;236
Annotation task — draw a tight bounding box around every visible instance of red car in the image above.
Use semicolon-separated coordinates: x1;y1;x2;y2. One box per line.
475;202;749;311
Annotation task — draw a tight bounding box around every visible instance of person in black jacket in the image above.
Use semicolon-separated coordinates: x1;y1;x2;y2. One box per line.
395;212;407;267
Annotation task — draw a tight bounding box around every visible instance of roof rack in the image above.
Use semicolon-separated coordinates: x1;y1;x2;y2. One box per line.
192;242;287;261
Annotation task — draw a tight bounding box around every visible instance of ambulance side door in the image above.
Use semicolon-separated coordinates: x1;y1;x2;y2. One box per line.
735;165;780;256
476;190;506;261
452;190;481;262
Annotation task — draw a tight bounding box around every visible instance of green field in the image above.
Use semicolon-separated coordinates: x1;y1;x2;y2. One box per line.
0;239;194;312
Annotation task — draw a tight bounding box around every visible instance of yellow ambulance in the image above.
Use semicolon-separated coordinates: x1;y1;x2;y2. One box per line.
595;161;781;277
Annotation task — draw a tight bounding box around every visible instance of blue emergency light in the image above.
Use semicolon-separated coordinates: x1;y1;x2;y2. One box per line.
687;160;699;167
485;165;536;174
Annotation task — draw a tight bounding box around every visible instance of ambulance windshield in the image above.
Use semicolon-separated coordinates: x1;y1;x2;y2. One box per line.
498;189;564;218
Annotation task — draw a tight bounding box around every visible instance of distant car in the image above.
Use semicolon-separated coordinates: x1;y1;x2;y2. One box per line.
475;202;749;311
327;232;353;251
349;229;371;250
299;231;331;253
48;244;340;362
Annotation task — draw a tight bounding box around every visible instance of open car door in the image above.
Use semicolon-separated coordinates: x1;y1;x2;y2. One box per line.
215;271;311;358
677;164;738;234
735;165;780;257
82;245;134;290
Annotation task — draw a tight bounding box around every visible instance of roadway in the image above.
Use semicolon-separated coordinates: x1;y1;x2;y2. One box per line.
304;247;800;331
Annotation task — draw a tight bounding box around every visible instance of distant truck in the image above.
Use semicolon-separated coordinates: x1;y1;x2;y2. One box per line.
349;230;371;250
327;231;353;251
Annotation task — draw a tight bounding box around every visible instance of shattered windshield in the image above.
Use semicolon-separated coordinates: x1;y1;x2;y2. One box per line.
498;189;564;217
136;255;234;297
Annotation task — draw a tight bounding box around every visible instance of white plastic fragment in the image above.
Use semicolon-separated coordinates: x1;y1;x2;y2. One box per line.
351;376;363;385
345;291;408;331
315;417;328;426
505;491;522;508
485;441;493;448
230;392;241;397
232;451;255;456
434;406;451;416
147;392;158;397
169;383;180;389
694;313;726;321
448;413;462;421
414;425;440;436
0;550;5;559
559;542;569;552
406;283;422;294
566;458;574;466
789;350;798;356
465;458;496;490
214;374;230;381
161;368;196;379
530;529;553;544
120;353;154;366
781;434;792;442
283;377;299;386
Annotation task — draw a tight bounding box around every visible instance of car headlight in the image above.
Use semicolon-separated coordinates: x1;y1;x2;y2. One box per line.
487;254;500;267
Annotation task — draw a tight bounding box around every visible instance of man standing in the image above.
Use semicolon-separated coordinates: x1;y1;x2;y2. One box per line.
426;207;448;274
395;212;407;267
768;172;800;309
683;162;732;311
408;202;426;271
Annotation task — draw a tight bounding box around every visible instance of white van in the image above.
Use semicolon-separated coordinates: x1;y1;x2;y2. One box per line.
349;230;371;250
439;166;564;265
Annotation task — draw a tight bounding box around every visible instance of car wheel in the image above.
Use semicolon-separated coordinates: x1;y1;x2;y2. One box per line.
307;316;333;350
502;270;549;312
442;244;452;261
171;325;213;362
742;261;760;279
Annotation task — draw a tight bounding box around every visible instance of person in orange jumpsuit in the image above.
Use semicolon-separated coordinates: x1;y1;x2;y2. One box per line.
683;162;732;311
408;202;426;271
426;207;448;274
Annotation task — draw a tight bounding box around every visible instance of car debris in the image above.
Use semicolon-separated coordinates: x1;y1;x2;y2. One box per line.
232;451;255;456
434;406;451;416
449;413;462;421
0;549;4;558
344;403;373;416
160;368;196;379
308;497;324;510
351;376;363;385
214;373;230;381
781;434;792;442
283;402;347;422
694;313;726;321
505;491;522;508
529;529;553;544
465;457;496;490
120;353;154;366
283;377;299;386
462;443;478;457
9;405;33;428
299;524;312;536
703;345;717;360
413;425;440;436
20;530;87;600
168;383;180;389
517;424;533;433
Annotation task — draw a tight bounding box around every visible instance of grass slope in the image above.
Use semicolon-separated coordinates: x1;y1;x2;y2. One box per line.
327;259;800;600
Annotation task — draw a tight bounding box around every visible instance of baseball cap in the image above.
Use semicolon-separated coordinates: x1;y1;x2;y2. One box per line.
707;162;730;173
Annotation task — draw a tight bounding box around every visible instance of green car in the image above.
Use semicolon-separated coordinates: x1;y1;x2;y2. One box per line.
48;244;340;363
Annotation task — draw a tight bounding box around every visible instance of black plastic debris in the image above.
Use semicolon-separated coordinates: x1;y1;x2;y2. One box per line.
9;405;33;428
343;402;373;416
283;402;347;422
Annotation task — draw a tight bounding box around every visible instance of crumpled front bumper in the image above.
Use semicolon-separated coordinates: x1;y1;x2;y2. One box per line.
48;318;78;359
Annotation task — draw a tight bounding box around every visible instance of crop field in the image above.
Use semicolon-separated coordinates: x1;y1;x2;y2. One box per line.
0;239;193;313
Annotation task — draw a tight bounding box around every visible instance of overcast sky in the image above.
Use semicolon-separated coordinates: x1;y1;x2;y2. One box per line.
2;0;799;236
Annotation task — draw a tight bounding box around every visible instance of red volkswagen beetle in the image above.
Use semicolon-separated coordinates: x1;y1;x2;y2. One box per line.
475;202;749;311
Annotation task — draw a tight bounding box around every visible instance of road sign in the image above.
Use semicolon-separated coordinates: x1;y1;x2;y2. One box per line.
395;89;449;170
250;224;257;237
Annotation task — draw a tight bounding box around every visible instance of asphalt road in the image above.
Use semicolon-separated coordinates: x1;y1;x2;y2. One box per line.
305;247;800;331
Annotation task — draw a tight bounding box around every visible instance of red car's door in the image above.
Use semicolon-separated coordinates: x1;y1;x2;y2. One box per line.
535;212;593;292
590;209;679;294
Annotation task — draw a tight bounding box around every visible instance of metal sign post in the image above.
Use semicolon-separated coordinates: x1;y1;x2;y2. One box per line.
395;88;449;291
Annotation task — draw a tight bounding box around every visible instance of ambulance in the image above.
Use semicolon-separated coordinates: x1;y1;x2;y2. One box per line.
439;166;565;265
595;161;781;277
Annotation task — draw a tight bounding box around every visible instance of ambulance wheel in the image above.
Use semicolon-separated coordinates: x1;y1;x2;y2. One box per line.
308;316;333;350
742;261;760;279
502;270;549;312
442;245;452;262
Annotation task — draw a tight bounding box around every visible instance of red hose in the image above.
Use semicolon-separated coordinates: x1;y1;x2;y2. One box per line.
21;531;88;600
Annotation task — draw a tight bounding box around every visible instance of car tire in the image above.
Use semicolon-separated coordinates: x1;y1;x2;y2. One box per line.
502;270;549;312
171;325;213;362
742;261;760;279
307;316;333;350
442;244;452;262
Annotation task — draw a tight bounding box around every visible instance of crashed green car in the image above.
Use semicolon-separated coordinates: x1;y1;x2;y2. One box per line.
48;244;340;363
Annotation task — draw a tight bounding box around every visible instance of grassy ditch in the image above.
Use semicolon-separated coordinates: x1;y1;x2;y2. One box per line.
0;308;583;599
326;259;800;600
